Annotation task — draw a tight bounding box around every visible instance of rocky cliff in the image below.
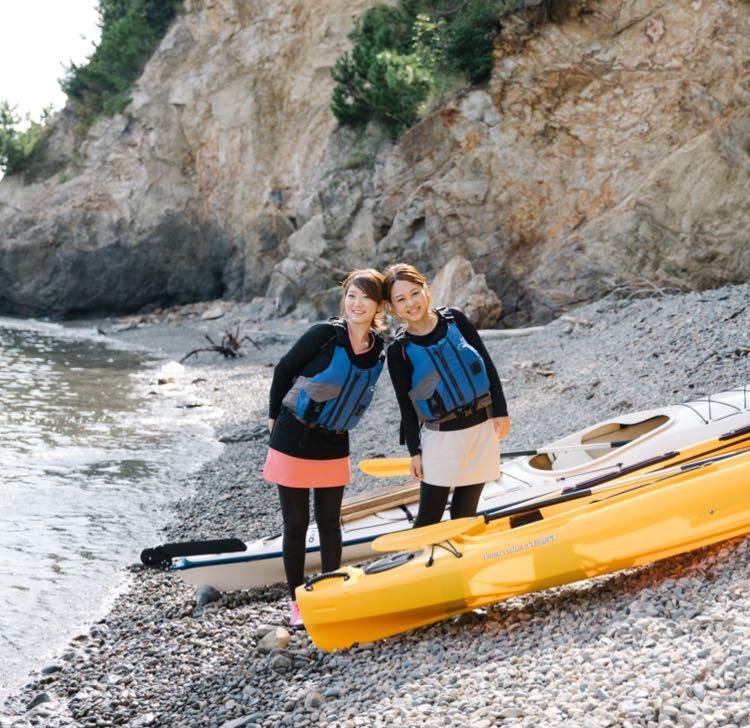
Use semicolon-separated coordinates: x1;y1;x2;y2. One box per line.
1;0;748;324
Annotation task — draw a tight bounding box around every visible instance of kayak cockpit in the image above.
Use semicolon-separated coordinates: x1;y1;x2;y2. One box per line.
529;415;671;471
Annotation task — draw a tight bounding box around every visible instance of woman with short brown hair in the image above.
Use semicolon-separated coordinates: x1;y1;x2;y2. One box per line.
382;263;510;527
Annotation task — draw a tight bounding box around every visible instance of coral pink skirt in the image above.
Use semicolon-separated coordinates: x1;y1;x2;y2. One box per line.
262;448;351;488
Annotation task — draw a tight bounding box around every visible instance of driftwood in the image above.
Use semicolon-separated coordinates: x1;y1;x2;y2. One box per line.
180;321;260;363
560;314;593;327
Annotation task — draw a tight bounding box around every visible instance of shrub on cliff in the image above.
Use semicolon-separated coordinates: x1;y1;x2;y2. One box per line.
0;102;53;177
62;0;182;124
331;0;508;137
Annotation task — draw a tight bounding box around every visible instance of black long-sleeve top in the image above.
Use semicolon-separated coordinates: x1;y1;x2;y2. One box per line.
386;308;508;457
268;321;384;460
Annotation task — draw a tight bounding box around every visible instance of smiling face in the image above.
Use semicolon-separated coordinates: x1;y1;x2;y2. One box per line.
343;283;383;329
388;278;431;325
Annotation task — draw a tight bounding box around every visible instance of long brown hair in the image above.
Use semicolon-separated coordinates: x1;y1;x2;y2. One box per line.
381;263;431;316
340;268;387;332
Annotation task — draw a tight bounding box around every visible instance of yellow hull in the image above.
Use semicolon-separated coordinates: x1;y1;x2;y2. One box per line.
298;443;750;651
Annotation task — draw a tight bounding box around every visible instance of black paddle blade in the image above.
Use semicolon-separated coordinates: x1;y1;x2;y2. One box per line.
140;538;247;569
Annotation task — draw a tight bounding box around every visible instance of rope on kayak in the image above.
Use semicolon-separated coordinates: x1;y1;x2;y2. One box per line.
677;395;743;425
675;402;710;424
399;504;415;524
304;571;350;591
725;384;750;410
426;540;463;567
501;470;532;487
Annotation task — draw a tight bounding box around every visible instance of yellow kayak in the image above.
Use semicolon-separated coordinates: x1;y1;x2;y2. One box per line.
297;439;750;651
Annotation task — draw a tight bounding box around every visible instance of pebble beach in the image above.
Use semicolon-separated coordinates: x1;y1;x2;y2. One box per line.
3;284;750;727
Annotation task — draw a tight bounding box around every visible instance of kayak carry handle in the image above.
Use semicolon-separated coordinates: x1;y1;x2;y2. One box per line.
304;572;351;591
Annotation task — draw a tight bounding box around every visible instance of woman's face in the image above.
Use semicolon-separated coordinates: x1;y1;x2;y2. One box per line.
343;283;381;327
389;279;430;324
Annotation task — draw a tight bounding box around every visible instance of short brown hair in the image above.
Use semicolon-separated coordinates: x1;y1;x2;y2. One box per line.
340;268;387;332
381;263;430;303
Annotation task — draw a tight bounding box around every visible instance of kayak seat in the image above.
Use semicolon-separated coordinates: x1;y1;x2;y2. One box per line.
530;415;670;472
341;480;422;523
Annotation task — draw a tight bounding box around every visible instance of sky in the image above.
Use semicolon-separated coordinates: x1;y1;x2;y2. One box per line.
0;0;101;123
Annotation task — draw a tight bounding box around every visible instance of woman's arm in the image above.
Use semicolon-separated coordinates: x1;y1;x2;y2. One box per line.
451;308;508;418
386;344;422;457
268;324;335;419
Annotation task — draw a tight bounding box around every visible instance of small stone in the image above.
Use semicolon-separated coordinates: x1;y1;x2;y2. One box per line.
41;664;63;675
201;305;225;320
304;691;324;711
257;628;290;653
26;692;52;711
219;718;252;728
269;653;293;672
195;585;221;607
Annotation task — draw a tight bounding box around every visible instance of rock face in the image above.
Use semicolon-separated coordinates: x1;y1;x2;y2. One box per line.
367;0;750;323
0;0;376;317
1;0;748;322
431;256;502;328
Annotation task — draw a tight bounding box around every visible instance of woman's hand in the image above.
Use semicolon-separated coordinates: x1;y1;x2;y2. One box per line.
493;416;511;441
410;454;424;481
268;419;275;434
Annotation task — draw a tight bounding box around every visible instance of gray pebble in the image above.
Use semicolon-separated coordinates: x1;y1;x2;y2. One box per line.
195;585;221;607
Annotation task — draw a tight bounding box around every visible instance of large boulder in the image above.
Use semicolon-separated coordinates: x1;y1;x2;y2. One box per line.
431;256;502;328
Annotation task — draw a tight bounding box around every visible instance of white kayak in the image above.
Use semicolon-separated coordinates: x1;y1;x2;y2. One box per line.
165;386;750;592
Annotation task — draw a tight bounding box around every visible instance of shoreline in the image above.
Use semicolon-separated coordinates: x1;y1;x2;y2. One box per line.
0;317;222;707
3;285;750;727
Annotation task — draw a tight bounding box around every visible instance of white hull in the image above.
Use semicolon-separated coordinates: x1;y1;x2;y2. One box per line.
172;387;750;591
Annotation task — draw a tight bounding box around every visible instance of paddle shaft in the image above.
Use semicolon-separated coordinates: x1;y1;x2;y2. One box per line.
359;440;632;477
484;445;750;524
505;440;631;457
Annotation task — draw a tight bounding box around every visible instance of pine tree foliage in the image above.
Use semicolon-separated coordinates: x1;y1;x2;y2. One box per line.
331;0;509;137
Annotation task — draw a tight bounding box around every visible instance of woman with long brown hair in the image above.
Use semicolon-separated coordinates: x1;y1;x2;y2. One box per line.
382;263;510;527
263;269;386;628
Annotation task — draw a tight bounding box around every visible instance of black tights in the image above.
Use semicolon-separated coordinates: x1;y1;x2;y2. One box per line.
277;485;345;600
413;482;485;529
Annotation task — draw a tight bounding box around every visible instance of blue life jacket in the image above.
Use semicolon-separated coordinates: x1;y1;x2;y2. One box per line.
398;309;491;423
282;319;384;432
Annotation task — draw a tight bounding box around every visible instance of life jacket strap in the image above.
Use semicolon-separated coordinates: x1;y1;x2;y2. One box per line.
422;395;493;430
285;407;347;436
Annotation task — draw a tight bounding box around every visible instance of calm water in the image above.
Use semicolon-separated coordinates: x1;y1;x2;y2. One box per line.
0;318;220;701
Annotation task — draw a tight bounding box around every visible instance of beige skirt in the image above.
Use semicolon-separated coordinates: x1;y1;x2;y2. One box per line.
421;419;501;487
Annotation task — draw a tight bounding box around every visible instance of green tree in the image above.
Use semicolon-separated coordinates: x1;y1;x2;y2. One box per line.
62;0;183;124
439;0;503;83
331;5;432;137
331;1;508;138
0;102;52;176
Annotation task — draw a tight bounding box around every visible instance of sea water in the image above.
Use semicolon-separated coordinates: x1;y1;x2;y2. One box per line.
0;317;221;702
